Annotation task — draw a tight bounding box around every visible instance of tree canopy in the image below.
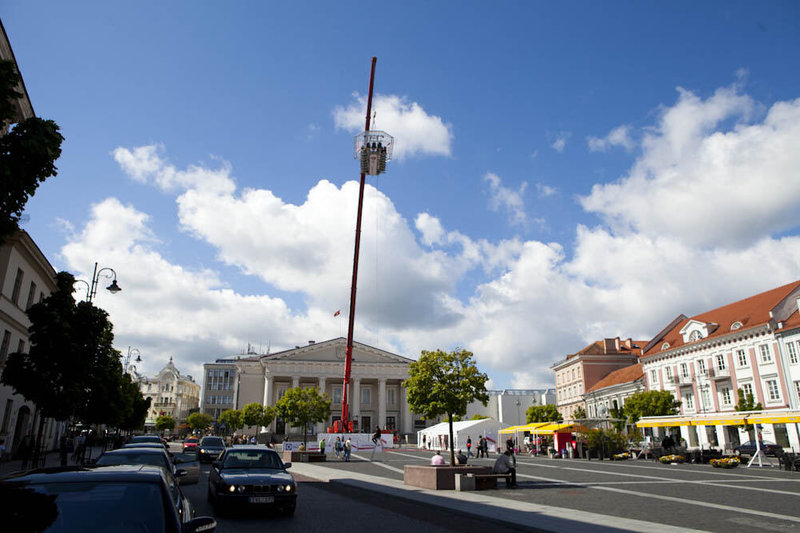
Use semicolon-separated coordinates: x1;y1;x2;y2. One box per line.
187;412;214;432
526;404;562;423
621;390;681;423
242;402;275;437
403;348;489;466
0;59;64;244
274;387;331;445
155;415;176;433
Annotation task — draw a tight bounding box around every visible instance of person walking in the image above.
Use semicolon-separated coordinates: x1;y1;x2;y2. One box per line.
493;449;517;487
319;437;326;454
344;438;352;461
466;436;473;458
334;436;342;459
372;426;382;448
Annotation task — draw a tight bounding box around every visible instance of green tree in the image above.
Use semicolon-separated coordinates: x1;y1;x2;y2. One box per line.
117;376;151;431
242;402;269;438
0;60;64;244
585;428;628;459
274;387;331;446
735;388;763;439
403;348;489;466
187;412;214;433
573;406;587;420
526;404;562;423
216;409;242;436
471;414;489;420
155;415;176;434
1;272;129;462
622;391;681;424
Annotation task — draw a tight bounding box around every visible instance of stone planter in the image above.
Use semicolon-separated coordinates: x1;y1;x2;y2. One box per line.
282;451;326;463
403;465;491;490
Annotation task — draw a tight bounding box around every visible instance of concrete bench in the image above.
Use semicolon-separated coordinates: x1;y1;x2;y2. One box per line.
456;472;512;491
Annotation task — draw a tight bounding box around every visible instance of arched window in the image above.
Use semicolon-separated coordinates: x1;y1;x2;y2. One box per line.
689;330;703;342
730;321;743;331
661;342;670;351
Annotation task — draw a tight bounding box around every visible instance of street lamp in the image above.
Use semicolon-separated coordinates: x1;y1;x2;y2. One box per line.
124;346;142;375
516;399;521;425
74;262;122;302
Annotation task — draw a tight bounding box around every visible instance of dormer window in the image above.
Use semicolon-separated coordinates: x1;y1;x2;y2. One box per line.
689;330;703;342
680;319;717;344
661;342;670;350
730;321;743;331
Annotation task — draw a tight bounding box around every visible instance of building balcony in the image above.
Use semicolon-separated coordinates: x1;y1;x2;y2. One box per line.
709;367;730;380
665;375;677;385
677;374;694;386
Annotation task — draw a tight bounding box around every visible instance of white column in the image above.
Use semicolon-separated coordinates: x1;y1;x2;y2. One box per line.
401;384;412;434
318;377;326;433
263;375;274;433
352;378;361;425
378;378;387;429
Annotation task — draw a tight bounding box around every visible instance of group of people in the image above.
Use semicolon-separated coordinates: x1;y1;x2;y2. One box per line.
428;434;517;487
332;436;352;461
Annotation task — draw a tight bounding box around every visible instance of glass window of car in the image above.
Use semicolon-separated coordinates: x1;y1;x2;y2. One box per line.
200;437;224;447
222;450;282;469
4;481;168;532
97;452;170;472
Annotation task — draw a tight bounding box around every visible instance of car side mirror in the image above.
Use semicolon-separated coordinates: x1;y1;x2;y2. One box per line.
184;516;217;533
176;469;187;478
283;462;292;469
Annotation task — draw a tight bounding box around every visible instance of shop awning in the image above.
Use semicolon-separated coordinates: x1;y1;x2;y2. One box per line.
691;414;748;426
530;422;589;434
636;417;693;427
498;422;553;434
746;413;800;424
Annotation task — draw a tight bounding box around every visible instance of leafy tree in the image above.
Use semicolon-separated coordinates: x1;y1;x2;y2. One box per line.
471;414;489;420
573;406;587;420
187;412;214;433
526;404;562;423
274;387;331;446
735;388;763;439
621;391;681;424
585;428;629;459
242;402;269;438
403;349;489;466
117;376;151;431
155;415;176;434
216;409;242;436
1;272;131;462
0;59;64;244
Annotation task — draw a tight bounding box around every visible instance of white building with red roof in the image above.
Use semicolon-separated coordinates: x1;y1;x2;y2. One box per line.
640;280;800;451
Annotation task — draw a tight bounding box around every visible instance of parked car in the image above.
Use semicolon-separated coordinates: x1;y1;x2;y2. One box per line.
733;440;783;457
183;438;199;452
96;447;179;478
0;465;216;532
207;446;297;515
173;451;200;485
130;435;170;450
197;436;226;463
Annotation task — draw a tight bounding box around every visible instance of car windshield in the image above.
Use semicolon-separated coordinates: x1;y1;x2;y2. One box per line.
131;436;162;444
184;439;198;444
97;453;169;471
200;437;223;447
1;481;170;533
222;450;282;469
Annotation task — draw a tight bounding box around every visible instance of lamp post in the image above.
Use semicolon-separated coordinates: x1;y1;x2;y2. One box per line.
516;399;521;425
124;346;141;375
74;262;122;302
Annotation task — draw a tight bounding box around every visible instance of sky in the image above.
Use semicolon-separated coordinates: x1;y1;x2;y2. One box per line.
4;1;800;389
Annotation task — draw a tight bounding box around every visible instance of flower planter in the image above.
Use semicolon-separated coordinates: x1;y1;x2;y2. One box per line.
282;451;326;463
403;465;492;490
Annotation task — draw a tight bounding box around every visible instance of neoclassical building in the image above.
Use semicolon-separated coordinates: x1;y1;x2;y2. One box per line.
137;358;201;430
230;338;415;437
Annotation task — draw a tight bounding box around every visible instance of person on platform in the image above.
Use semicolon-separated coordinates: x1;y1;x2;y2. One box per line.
372;426;382;448
334;437;342;459
319;437;326;454
344;438;352;461
455;449;468;465
431;451;446;465
493;449;517;487
466;436;472;457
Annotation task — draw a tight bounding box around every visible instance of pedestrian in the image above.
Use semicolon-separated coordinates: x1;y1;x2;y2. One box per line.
249;435;257;445
372;425;382;448
455;449;468;465
344;438;352;461
466;435;472;458
422;434;426;449
477;435;484;458
431;451;445;465
319;436;326;454
506;437;514;454
493;449;517;487
334;436;342;459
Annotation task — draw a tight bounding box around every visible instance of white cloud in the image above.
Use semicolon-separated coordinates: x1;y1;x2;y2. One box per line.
551;132;570;152
484;172;528;227
581;86;800;249
333;93;453;159
536;183;557;198
587;125;635;152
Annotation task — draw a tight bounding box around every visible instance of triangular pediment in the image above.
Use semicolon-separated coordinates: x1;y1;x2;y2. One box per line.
262;338;413;365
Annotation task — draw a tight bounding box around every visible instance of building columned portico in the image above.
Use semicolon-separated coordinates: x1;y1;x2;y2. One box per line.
233;338;414;438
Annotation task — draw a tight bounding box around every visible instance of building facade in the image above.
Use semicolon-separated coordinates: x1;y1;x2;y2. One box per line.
640;280;800;451
582;363;645;420
138;358;201;430
465;389;557;426
230;338;415;438
0;231;59;456
201;359;240;421
552;337;644;420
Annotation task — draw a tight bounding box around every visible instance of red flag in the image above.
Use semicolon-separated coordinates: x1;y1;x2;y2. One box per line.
334;309;341;317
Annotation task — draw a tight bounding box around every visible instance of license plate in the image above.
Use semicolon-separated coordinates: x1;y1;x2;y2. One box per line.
249;496;274;504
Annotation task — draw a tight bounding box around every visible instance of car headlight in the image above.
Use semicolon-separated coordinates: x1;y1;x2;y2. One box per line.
228;484;236;493
200;449;206;453
285;484;295;493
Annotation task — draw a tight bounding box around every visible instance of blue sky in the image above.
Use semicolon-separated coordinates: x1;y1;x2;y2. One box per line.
4;1;800;388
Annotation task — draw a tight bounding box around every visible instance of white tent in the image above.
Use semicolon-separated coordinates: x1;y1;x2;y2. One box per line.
417;418;509;453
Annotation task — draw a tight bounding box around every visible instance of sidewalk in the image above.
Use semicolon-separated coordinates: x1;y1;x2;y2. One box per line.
0;445;106;478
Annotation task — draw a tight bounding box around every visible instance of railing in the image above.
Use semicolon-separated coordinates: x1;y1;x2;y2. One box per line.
709;367;730;380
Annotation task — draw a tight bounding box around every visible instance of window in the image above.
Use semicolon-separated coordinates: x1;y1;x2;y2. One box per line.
685;393;694;410
25;281;36;310
759;344;772;363
697;359;706;374
795;381;800;402
740;383;754;399
701;388;711;409
332;387;342;405
361;387;371;405
651;369;658;383
11;268;23;305
720;387;732;405
680;363;689;378
788;342;799;365
736;349;748;367
387;388;396;406
730;321;743;330
766;380;780;402
689;330;702;342
0;330;10;364
17;340;24;353
661;342;670;350
715;354;726;370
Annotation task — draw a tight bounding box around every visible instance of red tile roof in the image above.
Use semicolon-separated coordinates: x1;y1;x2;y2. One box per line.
586;363;643;393
643;280;800;358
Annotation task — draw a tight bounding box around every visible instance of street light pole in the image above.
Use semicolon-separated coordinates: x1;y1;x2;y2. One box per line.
74;262;122;302
124;346;142;375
